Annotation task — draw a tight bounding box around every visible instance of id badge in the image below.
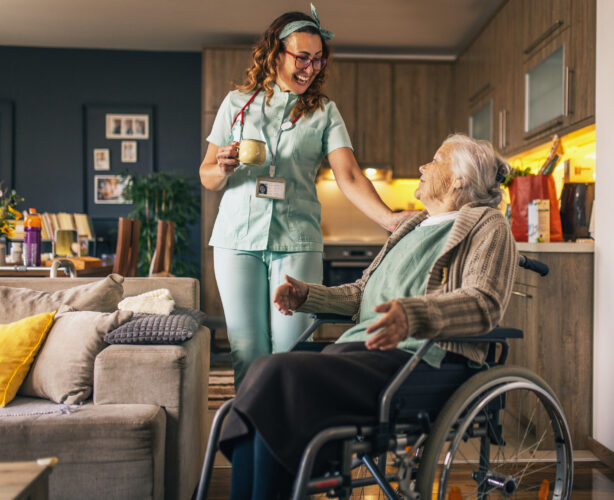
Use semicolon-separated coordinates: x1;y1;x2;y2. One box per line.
256;177;286;200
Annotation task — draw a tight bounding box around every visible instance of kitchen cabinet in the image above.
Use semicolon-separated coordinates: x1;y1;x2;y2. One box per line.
325;61;358;150
522;28;572;142
500;249;593;449
393;63;453;178
355;62;393;164
492;0;524;153
453;0;595;154
520;0;570;58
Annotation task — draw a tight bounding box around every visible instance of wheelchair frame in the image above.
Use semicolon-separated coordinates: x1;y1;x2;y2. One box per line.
197;256;574;499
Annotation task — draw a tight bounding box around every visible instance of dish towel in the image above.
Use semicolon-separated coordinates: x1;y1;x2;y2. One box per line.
118;288;175;315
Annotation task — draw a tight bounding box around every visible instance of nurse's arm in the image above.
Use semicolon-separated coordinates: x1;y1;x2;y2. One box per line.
200;142;239;191
328;147;407;232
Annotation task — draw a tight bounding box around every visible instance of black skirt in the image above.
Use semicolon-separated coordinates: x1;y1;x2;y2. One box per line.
219;342;476;473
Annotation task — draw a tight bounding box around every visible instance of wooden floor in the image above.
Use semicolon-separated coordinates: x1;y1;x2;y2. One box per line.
206;357;614;498
206;461;614;499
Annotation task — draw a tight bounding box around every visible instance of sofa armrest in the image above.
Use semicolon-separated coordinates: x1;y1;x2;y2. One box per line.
94;326;210;500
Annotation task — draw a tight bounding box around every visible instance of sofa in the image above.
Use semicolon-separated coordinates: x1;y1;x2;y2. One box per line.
0;275;210;500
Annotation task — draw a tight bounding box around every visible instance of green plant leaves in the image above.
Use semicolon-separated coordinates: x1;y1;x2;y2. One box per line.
121;172;199;277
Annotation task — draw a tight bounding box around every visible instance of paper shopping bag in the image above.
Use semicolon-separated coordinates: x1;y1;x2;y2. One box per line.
508;174;563;242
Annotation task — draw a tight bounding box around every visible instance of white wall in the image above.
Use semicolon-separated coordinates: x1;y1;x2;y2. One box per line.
593;0;614;451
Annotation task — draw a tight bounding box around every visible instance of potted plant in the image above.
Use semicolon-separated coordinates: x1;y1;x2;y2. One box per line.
121;172;199;277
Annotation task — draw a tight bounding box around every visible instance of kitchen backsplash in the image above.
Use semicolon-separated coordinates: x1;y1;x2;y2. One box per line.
317;178;423;241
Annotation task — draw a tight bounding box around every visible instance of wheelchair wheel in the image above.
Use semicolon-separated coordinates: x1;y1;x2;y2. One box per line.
416;366;573;499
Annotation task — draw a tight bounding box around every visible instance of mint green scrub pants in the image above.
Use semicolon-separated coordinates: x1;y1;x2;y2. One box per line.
213;247;323;387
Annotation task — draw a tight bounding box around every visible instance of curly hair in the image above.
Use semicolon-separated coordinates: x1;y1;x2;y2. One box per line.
235;11;330;119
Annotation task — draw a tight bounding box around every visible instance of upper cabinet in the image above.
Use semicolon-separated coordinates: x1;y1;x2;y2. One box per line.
393;63;453;178
325;61;358;152
355;62;393;164
453;0;595;154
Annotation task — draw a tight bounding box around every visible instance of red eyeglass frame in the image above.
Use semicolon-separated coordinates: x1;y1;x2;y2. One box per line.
282;49;327;71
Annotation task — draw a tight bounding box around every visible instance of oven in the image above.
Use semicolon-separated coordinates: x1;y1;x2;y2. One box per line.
322;244;383;286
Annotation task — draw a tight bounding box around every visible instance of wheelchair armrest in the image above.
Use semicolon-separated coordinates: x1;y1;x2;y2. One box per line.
289;314;355;351
308;313;355;324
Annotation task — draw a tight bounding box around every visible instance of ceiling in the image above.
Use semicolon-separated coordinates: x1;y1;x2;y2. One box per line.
0;0;506;57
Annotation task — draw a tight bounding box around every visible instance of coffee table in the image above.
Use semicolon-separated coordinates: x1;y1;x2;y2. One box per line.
0;458;56;500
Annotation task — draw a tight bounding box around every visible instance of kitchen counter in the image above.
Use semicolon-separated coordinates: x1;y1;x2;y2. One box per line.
323;236;388;246
516;241;594;253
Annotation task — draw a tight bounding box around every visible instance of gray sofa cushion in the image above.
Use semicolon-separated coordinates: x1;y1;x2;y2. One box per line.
0;274;124;324
19;310;133;404
104;307;206;344
0;400;166;500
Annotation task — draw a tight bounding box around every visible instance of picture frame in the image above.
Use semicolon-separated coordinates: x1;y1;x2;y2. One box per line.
121;141;137;163
93;148;110;170
94;175;132;204
105;113;149;139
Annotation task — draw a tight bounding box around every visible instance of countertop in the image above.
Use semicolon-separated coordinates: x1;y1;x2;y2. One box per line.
516;241;594;253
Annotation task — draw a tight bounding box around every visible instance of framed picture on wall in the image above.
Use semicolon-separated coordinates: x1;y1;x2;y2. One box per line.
121;141;137;163
94;175;131;204
93;148;110;170
105;114;149;139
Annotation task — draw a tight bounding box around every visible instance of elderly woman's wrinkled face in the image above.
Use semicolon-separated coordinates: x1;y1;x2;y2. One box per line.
415;143;457;209
276;32;323;94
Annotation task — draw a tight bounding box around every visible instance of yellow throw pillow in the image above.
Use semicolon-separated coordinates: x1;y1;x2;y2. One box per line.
0;311;56;406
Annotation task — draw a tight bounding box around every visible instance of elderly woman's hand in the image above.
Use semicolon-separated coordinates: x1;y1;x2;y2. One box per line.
216;141;240;176
273;275;309;316
365;299;408;350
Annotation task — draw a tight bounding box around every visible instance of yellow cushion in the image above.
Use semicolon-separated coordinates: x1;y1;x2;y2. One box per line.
0;312;56;406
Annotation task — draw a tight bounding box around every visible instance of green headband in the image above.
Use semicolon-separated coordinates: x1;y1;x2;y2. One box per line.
278;3;334;41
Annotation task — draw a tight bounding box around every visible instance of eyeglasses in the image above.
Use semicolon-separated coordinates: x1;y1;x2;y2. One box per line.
283;50;327;71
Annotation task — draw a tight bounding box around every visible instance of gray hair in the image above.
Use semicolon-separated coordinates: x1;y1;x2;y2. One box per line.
443;134;511;209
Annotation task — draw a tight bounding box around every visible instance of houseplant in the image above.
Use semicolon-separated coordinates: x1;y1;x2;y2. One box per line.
0;182;23;238
121;172;199;277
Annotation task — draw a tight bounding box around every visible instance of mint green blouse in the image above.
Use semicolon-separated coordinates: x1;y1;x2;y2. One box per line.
336;220;455;368
207;85;353;252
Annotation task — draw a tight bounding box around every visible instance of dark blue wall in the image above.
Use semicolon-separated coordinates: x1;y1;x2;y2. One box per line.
0;46;202;274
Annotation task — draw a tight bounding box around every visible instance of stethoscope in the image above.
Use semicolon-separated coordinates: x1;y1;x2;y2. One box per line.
231;89;301;178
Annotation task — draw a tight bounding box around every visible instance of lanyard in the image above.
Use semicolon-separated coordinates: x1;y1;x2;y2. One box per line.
230;89;260;140
260;95;300;177
230;89;301;177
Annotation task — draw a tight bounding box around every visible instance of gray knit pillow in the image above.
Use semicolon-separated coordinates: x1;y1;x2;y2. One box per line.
104;307;206;344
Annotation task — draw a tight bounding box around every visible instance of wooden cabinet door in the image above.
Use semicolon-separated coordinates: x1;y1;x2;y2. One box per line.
492;0;524;153
521;0;571;57
355;62;392;164
521;28;573;145
325;61;358;151
569;0;596;125
393;62;452;178
203;48;252;113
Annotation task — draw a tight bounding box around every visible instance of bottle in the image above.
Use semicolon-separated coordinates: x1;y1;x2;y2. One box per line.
10;241;22;265
24;208;42;266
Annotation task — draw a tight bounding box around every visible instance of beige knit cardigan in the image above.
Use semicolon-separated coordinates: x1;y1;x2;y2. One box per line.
298;204;519;364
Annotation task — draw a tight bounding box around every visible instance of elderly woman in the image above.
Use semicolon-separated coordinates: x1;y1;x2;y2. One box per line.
218;134;517;499
200;5;407;388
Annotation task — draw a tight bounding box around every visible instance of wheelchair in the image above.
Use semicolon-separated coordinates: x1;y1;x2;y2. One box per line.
197;256;573;499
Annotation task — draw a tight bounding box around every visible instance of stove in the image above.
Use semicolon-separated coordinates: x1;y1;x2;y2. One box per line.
322;237;386;286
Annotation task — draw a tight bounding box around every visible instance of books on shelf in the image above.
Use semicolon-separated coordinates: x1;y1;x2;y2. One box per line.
11;212;95;241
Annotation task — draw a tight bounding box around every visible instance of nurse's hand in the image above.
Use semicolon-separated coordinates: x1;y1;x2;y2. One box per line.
273;275;308;315
216;141;240;176
364;299;408;350
385;210;414;233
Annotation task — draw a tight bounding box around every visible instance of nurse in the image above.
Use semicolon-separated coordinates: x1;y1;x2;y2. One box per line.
200;4;408;387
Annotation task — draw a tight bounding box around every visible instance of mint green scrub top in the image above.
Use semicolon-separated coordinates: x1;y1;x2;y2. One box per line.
336;220;456;368
207;85;353;252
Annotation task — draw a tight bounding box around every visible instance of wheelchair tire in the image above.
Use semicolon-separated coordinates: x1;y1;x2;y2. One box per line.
416;365;573;499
